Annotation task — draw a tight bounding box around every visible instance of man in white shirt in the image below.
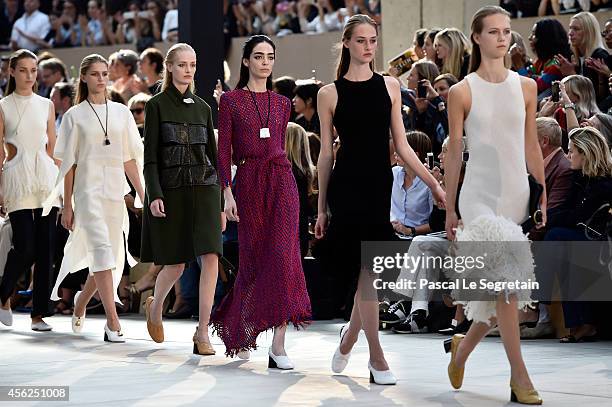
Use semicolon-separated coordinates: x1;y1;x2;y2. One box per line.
10;0;50;52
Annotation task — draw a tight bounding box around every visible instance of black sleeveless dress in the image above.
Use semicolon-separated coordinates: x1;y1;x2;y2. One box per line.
325;73;395;289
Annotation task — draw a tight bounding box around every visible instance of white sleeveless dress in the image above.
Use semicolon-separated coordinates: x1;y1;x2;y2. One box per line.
451;70;535;323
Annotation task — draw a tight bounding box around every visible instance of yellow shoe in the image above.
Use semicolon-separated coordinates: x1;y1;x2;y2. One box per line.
443;334;465;389
192;327;216;355
510;380;543;405
145;296;164;343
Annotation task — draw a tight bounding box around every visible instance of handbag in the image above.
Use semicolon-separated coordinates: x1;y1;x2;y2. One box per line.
521;174;544;233
577;203;611;241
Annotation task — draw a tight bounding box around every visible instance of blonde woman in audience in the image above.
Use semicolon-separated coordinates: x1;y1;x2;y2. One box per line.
557;11;611;102
434;28;472;80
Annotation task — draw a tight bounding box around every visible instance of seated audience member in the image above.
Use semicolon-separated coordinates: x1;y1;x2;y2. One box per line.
515;18;571;100
545;126;612;343
390;131;434;238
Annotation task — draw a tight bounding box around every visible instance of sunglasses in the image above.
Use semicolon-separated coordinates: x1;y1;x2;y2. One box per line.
131;108;144;114
602;31;612;37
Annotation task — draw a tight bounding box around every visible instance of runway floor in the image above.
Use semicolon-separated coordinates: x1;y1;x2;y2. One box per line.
1;313;611;406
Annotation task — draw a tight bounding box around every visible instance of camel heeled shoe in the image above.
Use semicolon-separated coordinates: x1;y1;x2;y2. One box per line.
510;380;543;405
193;327;216;355
145;296;164;343
444;334;465;390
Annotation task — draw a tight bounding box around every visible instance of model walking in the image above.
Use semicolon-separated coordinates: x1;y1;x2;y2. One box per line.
0;49;59;332
315;15;445;385
43;54;145;342
443;6;545;404
211;35;312;368
140;43;223;355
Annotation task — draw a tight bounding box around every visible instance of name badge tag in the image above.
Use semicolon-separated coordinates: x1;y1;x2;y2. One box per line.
259;127;270;138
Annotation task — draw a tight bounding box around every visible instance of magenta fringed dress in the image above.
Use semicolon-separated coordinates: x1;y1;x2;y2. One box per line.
210;89;312;357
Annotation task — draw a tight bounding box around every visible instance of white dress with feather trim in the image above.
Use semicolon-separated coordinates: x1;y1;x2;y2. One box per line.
450;70;535;324
43;100;144;303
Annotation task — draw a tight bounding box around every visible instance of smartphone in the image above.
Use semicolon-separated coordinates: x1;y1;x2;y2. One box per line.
551;81;560;102
417;80;427;99
462;151;469;162
426;152;434;169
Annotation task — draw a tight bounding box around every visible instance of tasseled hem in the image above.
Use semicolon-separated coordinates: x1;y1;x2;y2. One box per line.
210;312;312;358
3;151;58;211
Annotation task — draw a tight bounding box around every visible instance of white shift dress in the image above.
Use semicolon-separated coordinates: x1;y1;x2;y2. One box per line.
43;100;144;302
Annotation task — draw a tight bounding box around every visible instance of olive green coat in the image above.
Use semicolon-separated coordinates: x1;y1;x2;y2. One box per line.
140;84;222;265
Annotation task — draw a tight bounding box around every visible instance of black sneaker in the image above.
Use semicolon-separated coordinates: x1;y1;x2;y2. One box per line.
438;318;471;335
392;310;429;333
379;300;410;325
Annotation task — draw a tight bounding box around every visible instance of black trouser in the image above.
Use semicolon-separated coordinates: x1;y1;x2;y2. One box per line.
0;207;57;318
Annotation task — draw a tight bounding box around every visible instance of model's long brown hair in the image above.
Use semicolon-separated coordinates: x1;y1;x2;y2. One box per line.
6;49;38;96
75;54;109;104
336;14;378;80
468;5;511;73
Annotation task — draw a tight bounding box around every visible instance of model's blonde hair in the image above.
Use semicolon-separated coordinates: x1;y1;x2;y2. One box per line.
435;28;471;79
76;54;108;104
570;12;605;58
285;122;316;192
569;126;612;177
561;74;601;121
161;43;196;93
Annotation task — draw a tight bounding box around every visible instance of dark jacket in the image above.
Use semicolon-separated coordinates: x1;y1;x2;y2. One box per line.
547;171;612;230
545;149;573;210
529;148;573;240
141;84;223;265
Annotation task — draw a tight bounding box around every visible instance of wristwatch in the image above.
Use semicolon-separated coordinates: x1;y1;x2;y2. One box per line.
409;226;417;237
563;102;576;111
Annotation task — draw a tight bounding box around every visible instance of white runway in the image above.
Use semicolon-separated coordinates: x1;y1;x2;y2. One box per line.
1;314;611;406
